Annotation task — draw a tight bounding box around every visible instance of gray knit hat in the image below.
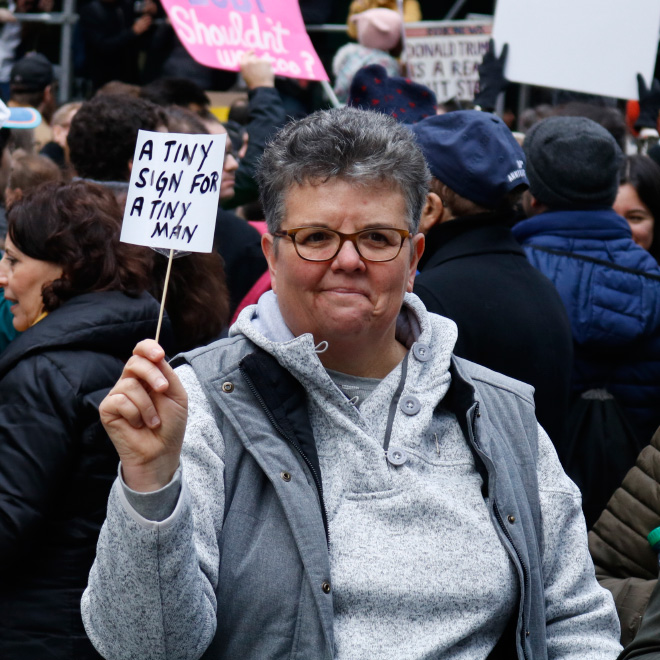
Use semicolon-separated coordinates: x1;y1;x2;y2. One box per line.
523;116;623;208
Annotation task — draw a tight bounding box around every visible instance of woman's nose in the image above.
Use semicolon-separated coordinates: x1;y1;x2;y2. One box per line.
331;238;366;271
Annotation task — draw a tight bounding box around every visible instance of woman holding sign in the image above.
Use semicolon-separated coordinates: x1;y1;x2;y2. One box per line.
0;180;171;659
84;108;622;659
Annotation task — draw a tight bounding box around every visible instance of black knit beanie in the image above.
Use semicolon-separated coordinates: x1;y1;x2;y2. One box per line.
523;116;623;208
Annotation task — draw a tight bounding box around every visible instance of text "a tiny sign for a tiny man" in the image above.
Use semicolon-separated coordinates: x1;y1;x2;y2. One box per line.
120;129;225;253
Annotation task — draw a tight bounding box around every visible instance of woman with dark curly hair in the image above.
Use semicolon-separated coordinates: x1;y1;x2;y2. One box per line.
0;180;173;659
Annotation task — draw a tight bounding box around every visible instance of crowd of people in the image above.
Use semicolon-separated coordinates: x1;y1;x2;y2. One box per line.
2;0;660;658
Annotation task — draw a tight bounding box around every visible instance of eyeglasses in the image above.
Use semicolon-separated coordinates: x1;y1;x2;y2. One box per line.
273;226;411;262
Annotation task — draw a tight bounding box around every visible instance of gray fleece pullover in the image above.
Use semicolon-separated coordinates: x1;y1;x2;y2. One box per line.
82;292;622;660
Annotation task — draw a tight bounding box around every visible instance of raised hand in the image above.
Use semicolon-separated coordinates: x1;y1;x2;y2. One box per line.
635;73;660;131
99;339;188;493
132;13;153;36
240;50;275;90
474;39;509;112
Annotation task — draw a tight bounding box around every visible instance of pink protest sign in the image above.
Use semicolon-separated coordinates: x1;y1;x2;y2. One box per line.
160;0;328;81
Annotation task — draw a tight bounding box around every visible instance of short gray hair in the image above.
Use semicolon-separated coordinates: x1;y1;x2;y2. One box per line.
257;107;430;233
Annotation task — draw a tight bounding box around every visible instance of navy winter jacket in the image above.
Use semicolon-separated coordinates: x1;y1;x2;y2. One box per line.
512;208;660;446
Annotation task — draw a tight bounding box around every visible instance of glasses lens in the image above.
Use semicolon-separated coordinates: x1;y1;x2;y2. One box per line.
357;229;404;261
294;227;340;261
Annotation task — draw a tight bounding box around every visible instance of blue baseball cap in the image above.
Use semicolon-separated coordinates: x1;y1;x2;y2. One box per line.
412;110;528;209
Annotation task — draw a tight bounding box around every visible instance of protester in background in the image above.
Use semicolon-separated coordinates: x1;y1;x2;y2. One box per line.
512;116;660;525
614;155;660;263
4;148;63;209
40;100;81;169
0;180;169;659
8;51;55;152
412;110;573;452
332;8;402;103
83;106;621;660
0;98;43;353
0;99;42;244
67;93;166;196
221;52;286;211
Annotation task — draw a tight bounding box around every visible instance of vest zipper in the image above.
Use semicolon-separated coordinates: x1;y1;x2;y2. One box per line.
240;366;331;547
470;402;529;660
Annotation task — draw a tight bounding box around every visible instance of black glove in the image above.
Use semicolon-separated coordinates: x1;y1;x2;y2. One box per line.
474;39;509;111
635;73;660;131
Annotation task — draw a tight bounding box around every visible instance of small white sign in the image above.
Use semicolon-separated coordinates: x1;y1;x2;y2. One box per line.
493;0;660;100
121;130;226;253
405;20;492;103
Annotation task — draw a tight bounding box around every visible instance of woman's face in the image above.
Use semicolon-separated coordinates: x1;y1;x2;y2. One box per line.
261;178;424;350
0;236;63;331
614;183;655;251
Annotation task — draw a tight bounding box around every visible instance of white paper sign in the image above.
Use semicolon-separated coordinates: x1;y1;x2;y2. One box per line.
493;0;660;100
405;20;492;103
121;130;226;253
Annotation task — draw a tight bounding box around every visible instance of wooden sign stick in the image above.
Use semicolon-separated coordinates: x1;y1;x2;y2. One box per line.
155;248;174;344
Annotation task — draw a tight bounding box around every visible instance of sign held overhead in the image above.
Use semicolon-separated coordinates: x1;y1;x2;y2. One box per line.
406;20;492;103
160;0;328;81
492;0;660;100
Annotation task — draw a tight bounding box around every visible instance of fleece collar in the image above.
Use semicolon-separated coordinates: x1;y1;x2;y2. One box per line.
230;290;458;401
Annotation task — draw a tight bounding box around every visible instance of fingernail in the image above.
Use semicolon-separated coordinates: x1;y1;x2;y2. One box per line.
155;377;168;389
150;416;161;427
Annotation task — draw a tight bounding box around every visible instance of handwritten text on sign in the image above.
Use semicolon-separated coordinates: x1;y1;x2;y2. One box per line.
160;0;328;81
121;130;225;253
406;21;492;103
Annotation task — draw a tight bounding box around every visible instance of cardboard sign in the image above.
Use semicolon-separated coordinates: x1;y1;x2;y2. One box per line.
493;0;660;100
405;20;492;103
160;0;328;81
121;130;225;253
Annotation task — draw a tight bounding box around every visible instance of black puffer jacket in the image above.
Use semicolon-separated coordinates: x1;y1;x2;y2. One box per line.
0;290;172;659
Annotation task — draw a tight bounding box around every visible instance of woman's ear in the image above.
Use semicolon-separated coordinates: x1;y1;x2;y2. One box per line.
261;232;278;294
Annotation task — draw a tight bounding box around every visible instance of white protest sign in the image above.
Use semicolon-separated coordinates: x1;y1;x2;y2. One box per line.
405;20;492;103
493;0;660;100
121;130;225;253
